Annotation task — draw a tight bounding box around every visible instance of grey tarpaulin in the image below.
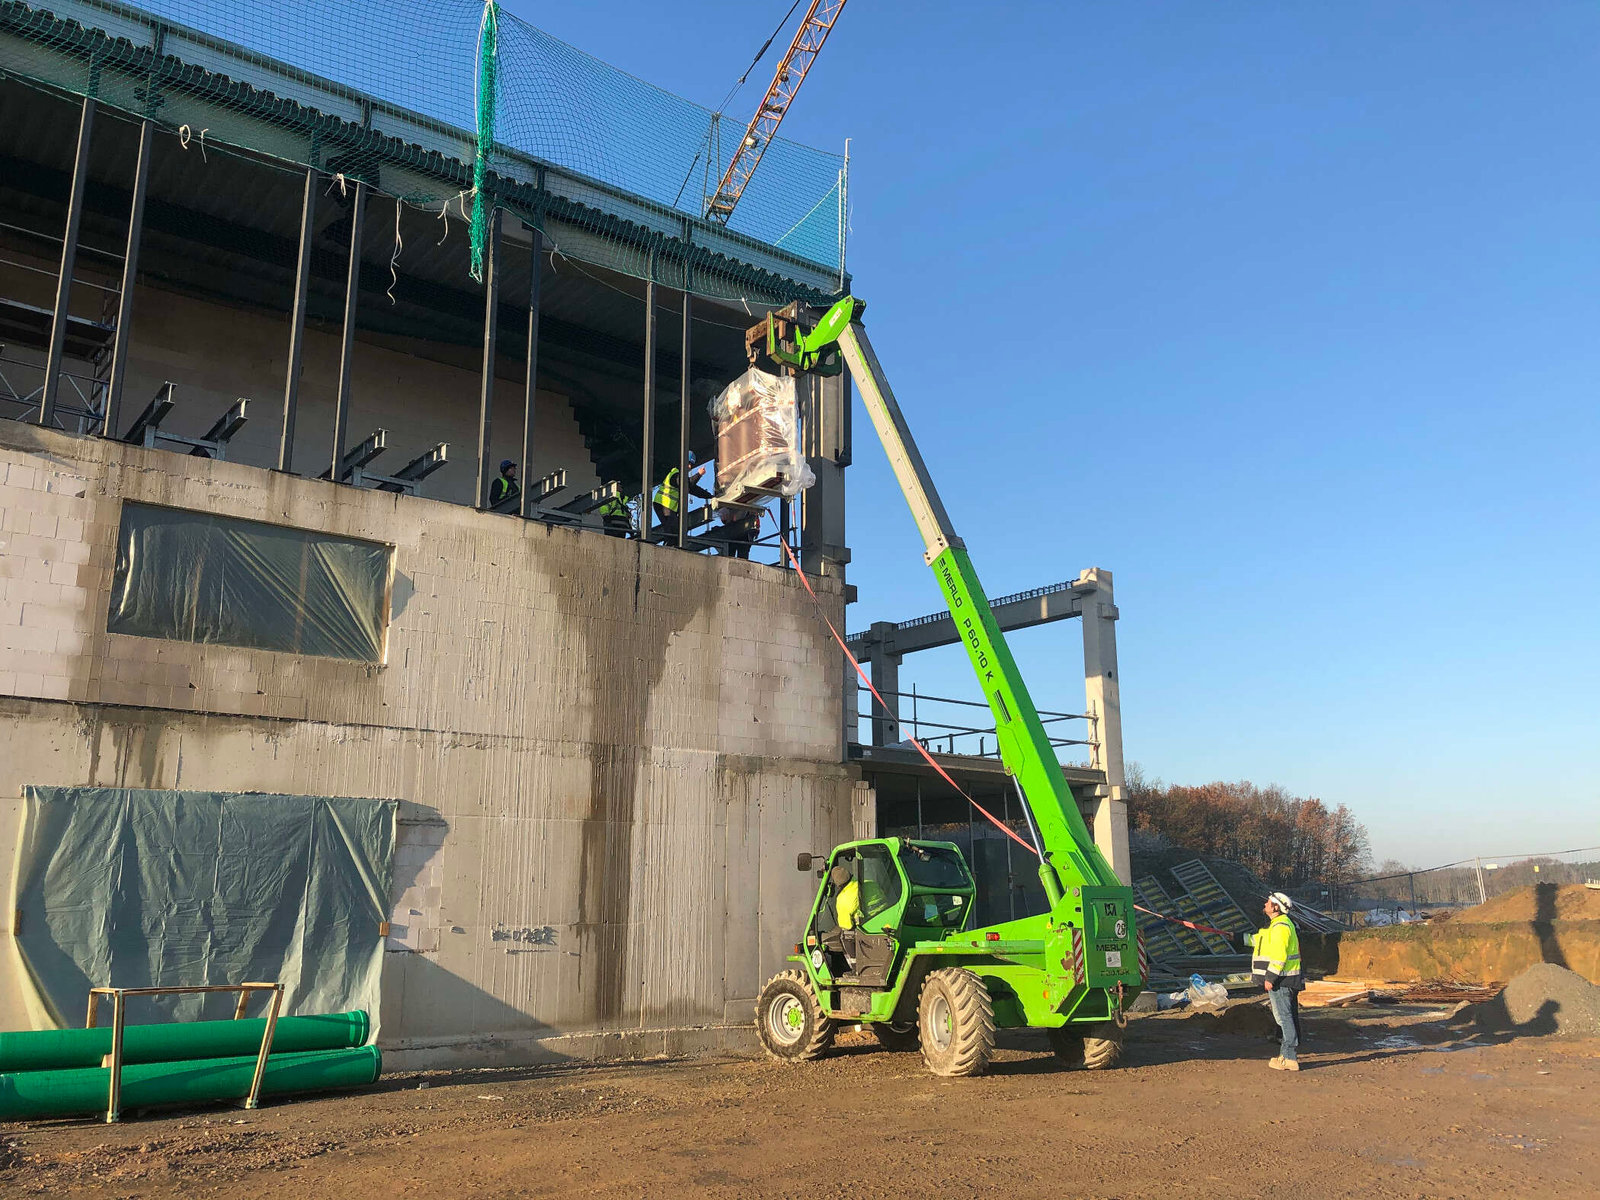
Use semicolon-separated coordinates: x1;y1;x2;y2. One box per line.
11;787;396;1029
108;502;393;663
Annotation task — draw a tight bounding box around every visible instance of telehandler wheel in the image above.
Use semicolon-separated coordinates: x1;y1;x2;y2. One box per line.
1046;1026;1086;1066
917;967;995;1077
755;970;834;1062
1081;1021;1125;1070
870;1021;921;1052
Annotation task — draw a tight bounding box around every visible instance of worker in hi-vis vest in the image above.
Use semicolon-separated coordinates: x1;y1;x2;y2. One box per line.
598;492;631;538
1251;891;1304;1071
651;453;714;539
488;459;520;509
822;862;861;972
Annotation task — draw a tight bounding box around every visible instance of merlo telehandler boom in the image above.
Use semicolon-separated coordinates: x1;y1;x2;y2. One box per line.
750;297;1144;1076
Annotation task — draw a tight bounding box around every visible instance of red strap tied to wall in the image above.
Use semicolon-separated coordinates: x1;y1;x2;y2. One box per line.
766;515;1038;858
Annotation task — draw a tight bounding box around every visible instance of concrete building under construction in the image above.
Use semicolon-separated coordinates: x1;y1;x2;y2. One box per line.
0;0;1129;1067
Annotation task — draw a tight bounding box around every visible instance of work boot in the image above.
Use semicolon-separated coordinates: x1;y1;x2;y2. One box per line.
1269;1057;1301;1072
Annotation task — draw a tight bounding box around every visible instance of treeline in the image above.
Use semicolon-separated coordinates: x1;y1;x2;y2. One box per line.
1126;768;1371;889
1355;856;1600;907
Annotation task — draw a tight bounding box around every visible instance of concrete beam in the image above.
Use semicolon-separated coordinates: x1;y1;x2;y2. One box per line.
845;577;1104;662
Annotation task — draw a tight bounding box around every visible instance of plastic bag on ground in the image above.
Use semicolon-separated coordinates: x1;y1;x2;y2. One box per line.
709;368;816;505
1186;981;1230;1012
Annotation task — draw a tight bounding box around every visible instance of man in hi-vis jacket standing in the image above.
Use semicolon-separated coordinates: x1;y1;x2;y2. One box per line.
1251;891;1304;1071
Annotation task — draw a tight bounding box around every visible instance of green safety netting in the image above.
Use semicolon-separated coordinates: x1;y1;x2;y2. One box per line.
0;0;846;301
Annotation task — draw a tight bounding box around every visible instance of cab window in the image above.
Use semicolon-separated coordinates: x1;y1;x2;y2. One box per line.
856;845;903;921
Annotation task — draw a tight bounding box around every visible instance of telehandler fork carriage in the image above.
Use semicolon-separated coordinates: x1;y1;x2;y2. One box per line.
751;297;1143;1077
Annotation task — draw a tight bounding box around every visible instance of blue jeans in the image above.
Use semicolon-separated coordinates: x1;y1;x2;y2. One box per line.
1268;988;1299;1062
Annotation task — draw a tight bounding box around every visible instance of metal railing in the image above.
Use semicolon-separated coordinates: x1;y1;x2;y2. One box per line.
858;684;1091;759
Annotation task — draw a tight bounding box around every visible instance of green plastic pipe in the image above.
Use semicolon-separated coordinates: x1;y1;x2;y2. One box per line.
0;1011;369;1072
0;1045;382;1120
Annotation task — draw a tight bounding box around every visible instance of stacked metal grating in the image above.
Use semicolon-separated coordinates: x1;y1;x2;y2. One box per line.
0;0;846;301
1135;858;1347;976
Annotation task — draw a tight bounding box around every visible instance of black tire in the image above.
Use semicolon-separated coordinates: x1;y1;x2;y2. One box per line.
755;970;834;1062
1081;1021;1124;1070
871;1021;921;1052
917;968;995;1078
1046;1026;1085;1066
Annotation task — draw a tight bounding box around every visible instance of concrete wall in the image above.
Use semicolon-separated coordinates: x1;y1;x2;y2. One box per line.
0;421;854;1065
0;251;600;508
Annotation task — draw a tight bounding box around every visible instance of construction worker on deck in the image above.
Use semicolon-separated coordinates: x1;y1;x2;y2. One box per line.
598;491;631;537
651;453;714;540
1252;891;1304;1071
488;459;520;510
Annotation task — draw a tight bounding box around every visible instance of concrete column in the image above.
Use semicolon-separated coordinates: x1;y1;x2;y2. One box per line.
1079;566;1131;883
851;781;876;841
800;370;851;579
865;621;900;746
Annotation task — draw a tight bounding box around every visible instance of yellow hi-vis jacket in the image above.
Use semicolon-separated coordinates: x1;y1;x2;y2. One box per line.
836;880;860;930
654;467;684;512
1250;913;1302;989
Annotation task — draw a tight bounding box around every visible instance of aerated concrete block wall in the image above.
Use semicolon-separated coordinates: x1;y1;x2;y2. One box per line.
0;252;601;509
0;422;854;1066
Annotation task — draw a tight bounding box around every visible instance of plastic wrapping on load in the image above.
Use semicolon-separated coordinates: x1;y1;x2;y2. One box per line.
709;368;816;505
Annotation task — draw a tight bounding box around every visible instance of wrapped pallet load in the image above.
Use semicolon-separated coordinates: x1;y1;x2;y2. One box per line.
710;369;817;508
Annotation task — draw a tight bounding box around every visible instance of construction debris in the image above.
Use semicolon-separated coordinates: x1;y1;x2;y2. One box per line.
1298;978;1503;1008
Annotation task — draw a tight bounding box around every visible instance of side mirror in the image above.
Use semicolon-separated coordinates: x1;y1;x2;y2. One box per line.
796;853;813;872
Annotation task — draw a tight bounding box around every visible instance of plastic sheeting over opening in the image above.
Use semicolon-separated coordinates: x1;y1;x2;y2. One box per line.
108;503;394;663
710;369;816;506
11;787;396;1030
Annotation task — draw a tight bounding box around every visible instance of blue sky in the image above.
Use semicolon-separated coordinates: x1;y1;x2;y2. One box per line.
508;1;1600;867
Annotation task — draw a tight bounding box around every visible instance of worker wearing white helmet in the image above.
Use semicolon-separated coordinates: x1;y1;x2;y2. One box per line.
1251;891;1304;1071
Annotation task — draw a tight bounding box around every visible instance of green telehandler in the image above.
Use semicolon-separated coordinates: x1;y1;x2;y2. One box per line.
749;297;1144;1077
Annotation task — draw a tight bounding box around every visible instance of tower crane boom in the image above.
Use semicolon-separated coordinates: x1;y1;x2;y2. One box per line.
704;0;849;225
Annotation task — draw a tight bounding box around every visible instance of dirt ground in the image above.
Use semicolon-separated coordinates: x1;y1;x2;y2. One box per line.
3;1004;1597;1200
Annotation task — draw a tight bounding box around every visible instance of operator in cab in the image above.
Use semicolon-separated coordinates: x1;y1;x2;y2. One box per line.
1251;891;1303;1072
833;863;860;933
828;862;860;970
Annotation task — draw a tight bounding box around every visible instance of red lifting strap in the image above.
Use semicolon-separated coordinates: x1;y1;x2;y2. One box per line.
1133;904;1234;939
768;517;1038;858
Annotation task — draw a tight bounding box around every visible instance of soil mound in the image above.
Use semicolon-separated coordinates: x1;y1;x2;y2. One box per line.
1452;963;1600;1038
1453;884;1600;925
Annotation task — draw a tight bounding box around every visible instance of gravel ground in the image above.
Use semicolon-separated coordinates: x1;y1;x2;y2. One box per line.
3;1005;1597;1200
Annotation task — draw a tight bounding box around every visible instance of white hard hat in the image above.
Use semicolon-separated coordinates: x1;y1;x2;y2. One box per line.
1269;891;1294;912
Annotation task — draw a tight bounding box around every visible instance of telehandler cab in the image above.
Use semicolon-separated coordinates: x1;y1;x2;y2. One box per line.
750;298;1144;1077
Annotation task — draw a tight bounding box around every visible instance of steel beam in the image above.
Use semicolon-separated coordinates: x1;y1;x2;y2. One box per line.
103;116;151;439
328;180;366;480
279;167;316;471
676;288;692;549
39;97;94;427
637;251;657;537
519;224;543;518
475;209;501;508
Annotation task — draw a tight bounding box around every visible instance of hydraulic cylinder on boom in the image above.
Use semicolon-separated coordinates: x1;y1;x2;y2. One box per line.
750;296;1143;1077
